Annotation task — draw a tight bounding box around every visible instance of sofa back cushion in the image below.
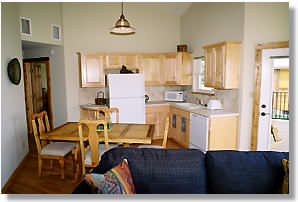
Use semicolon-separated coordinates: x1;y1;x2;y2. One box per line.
93;147;207;194
205;150;289;194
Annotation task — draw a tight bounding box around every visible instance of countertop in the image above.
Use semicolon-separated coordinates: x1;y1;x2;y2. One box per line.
80;104;108;110
80;101;239;118
146;101;239;118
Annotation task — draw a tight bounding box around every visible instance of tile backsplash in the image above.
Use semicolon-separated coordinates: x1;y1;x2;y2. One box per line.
79;85;239;113
183;86;239;112
79;86;183;104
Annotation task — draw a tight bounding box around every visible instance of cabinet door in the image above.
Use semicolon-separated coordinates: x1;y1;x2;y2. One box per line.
162;53;177;85
140;54;162;86
176;52;192;85
169;107;189;148
204;47;216;87
215;46;225;89
104;53;137;70
80;53;105;87
208;116;239;150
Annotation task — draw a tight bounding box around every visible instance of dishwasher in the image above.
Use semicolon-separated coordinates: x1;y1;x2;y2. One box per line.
189;113;209;152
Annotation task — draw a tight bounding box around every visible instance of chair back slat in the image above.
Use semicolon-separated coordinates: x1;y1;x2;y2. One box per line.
31;111;51;153
78;119;109;175
92;107;119;123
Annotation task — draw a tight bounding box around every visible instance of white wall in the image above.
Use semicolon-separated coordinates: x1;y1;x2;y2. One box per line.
23;46;68;128
19;2;63;45
62;3;183;121
239;2;289;150
1;3;29;188
181;2;244;57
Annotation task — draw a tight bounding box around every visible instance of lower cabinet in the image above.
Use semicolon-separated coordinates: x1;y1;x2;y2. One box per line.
190;113;239;151
145;105;170;140
169;106;190;148
208;116;239;150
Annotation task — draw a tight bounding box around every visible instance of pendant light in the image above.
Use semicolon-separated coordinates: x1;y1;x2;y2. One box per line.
110;2;135;35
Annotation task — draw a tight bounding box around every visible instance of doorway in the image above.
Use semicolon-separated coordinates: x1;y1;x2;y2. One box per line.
251;41;289;151
23;57;53;154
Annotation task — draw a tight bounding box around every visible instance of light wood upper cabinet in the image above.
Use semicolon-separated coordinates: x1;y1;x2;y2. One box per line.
176;52;193;85
139;53;163;86
104;53;138;70
79;52;105;87
162;53;178;85
203;41;241;89
161;52;192;86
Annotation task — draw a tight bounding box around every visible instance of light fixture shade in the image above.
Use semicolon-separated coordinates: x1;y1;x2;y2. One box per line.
110;3;135;35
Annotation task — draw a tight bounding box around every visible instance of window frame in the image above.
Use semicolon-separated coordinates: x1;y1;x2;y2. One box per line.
192;56;214;95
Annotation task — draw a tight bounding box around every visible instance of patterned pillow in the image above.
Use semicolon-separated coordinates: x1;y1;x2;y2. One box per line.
84;159;136;194
281;158;289;194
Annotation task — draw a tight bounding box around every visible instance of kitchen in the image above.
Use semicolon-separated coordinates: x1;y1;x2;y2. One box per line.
2;2;289;192
79;43;240;151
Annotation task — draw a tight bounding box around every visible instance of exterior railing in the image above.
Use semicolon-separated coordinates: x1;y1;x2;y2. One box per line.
272;91;289;120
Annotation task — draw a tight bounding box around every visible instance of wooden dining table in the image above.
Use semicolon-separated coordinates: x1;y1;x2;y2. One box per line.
39;122;154;179
39;122;154;144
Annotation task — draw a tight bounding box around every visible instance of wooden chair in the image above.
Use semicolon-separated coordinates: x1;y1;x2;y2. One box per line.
94;107;119;123
31;111;76;179
78;120;119;175
138;115;170;149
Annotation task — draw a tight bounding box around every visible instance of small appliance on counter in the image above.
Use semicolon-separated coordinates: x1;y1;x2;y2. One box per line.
164;91;184;102
207;99;223;110
95;91;106;105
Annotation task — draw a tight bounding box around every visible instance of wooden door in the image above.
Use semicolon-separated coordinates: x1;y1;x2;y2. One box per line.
31;63;43;113
23;57;53;155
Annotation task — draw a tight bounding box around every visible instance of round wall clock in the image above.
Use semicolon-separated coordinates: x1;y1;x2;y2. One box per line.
7;58;21;85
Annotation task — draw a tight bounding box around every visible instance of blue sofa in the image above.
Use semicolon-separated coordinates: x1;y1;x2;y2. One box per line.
73;147;288;194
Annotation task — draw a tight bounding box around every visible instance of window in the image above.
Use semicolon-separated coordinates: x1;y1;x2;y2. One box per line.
20;16;32;36
192;57;214;94
51;24;61;40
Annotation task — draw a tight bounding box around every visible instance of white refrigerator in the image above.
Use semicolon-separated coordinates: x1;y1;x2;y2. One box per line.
107;74;145;124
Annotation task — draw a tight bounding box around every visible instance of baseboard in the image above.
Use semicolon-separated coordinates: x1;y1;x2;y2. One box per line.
1;152;30;193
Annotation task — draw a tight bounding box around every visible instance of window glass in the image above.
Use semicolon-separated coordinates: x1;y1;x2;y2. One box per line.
192;57;214;93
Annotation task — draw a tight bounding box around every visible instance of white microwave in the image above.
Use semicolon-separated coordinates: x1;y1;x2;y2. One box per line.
164;91;184;102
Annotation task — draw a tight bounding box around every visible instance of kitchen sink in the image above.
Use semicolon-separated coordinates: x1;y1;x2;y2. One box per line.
175;103;202;109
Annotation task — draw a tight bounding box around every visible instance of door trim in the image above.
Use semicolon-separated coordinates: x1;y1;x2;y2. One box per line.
250;41;289;151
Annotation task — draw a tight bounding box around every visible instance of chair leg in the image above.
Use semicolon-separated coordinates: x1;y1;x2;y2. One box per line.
38;157;42;177
58;159;65;180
